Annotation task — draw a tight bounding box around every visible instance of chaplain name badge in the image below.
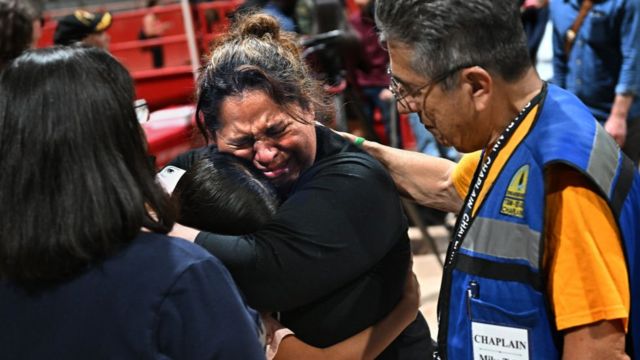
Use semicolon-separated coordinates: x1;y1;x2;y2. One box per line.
471;322;530;360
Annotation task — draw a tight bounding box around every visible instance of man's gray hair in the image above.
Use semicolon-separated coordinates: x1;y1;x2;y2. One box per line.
376;0;531;86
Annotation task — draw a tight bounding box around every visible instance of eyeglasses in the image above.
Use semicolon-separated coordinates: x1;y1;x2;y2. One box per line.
134;99;149;123
388;64;476;110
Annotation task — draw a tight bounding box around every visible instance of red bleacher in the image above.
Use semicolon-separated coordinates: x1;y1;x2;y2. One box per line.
38;1;242;110
133;65;196;110
37;1;372;110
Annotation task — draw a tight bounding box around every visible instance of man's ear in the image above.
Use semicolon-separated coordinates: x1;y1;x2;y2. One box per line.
460;66;492;113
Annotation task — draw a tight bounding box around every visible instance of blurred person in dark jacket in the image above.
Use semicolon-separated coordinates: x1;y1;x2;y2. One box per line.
0;0;37;70
349;0;395;145
54;9;112;50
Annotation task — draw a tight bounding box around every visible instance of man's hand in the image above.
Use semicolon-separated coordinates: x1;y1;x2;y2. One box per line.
605;113;627;147
562;319;629;360
606;93;634;147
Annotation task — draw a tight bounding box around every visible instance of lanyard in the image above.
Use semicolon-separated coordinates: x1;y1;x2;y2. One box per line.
444;85;545;268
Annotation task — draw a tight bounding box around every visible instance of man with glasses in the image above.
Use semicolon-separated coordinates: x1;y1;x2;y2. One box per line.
344;0;639;358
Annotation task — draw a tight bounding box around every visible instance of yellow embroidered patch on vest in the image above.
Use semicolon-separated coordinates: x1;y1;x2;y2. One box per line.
500;165;529;218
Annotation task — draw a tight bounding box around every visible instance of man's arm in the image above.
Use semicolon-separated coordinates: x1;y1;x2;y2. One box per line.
344;134;462;213
545;166;630;359
607;1;640;146
562;320;629;360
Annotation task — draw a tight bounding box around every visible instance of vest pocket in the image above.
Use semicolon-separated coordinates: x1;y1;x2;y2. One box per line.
467;295;539;327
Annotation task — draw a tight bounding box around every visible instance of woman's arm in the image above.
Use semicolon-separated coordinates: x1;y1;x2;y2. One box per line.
272;268;421;360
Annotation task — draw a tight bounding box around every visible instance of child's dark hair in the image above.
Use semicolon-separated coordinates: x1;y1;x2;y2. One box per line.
172;151;280;235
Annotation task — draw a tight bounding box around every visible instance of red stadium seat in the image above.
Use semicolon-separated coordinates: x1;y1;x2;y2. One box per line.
110;34;192;72
132;65;196;111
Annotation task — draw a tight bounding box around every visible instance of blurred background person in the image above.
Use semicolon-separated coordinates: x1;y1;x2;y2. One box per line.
408;113;460;162
263;0;298;33
53;9;112;49
0;0;37;70
139;0;171;68
28;0;44;46
348;0;394;145
0;46;264;360
551;0;640;164
236;0;298;33
520;0;549;65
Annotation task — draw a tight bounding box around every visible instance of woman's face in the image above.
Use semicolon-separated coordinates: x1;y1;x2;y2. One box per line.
215;90;317;192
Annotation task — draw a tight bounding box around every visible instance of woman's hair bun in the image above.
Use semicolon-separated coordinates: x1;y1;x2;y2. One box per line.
237;13;281;40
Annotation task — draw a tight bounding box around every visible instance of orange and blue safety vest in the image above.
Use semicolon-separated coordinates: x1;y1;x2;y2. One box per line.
437;84;639;359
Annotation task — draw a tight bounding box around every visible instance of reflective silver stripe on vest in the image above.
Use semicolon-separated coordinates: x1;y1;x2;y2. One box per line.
462;217;541;270
587;123;620;197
